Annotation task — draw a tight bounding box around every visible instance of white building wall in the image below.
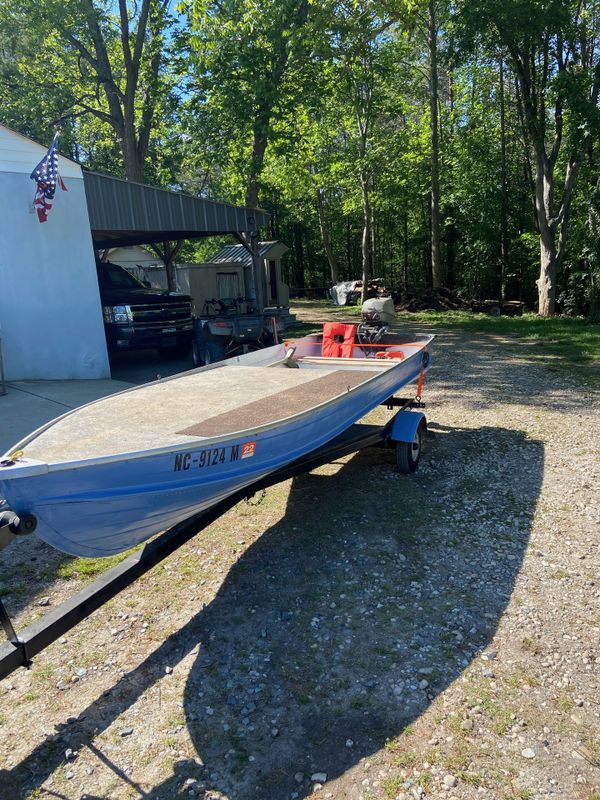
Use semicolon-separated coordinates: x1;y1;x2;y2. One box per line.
0;126;110;380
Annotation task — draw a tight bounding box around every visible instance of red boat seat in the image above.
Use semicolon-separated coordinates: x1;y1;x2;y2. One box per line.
322;323;357;358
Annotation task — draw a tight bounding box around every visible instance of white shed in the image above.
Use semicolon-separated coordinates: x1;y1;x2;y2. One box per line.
0;124;110;380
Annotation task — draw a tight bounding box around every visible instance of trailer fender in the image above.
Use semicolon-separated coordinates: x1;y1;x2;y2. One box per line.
389;410;427;444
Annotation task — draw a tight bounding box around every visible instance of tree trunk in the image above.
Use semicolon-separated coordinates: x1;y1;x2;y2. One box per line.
122;119;144;183
150;240;182;292
346;217;352;280
403;211;409;290
293;224;305;289
445;206;456;289
360;172;371;302
537;225;557;315
245;123;269;209
370;203;377;277
315;187;338;284
499;58;508;299
428;0;442;288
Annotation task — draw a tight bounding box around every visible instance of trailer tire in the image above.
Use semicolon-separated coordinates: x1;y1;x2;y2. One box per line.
395;424;424;474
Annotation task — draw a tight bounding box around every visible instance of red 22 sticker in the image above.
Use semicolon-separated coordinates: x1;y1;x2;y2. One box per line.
241;441;257;459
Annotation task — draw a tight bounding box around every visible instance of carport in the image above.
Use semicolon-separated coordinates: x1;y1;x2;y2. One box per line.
84;170;270;310
85;170;269;247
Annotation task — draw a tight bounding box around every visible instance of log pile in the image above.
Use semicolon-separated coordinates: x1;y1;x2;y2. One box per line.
395;288;525;316
396;287;469;312
354;278;392;300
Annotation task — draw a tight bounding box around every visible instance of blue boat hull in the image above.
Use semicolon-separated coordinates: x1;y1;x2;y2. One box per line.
0;337;432;557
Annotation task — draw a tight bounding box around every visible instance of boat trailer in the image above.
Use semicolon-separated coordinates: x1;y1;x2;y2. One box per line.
0;397;426;681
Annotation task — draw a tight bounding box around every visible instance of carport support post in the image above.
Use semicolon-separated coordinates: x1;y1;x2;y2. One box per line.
234;232;265;313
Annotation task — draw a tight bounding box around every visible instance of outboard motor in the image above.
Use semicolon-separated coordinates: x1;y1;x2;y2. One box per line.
357;297;396;353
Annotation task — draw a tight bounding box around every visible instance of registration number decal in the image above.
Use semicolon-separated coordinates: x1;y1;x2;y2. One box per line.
241;441;256;459
173;442;256;472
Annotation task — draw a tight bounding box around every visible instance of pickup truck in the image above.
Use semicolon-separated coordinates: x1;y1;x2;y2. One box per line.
97;260;193;359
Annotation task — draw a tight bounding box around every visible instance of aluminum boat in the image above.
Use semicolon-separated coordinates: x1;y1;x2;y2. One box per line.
0;325;433;557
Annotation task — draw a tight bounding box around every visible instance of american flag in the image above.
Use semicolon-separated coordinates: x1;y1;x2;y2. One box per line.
30;132;67;223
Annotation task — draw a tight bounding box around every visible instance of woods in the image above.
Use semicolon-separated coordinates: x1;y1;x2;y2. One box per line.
1;0;599;315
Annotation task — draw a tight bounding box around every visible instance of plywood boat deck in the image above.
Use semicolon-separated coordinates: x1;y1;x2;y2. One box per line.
23;363;388;464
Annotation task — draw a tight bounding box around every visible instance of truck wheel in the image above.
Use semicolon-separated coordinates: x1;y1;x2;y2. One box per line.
159;342;191;360
395;424;423;474
192;341;205;367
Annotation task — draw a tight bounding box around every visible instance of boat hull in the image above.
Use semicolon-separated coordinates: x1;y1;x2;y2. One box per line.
0;337;431;557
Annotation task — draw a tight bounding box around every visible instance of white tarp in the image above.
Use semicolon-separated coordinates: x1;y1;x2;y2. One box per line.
329;281;360;306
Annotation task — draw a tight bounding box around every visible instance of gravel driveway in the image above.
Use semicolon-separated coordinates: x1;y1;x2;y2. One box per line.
0;320;598;800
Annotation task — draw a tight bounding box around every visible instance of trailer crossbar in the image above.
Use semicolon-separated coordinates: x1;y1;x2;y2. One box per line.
0;421;394;680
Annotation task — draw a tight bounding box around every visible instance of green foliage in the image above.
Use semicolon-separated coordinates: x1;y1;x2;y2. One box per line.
0;0;180;181
396;310;600;385
57;550;132;579
0;0;598;311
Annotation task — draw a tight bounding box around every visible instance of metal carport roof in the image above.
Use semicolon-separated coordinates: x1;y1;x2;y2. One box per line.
83;170;269;248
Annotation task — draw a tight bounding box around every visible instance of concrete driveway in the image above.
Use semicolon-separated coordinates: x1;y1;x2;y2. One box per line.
107;348;194;385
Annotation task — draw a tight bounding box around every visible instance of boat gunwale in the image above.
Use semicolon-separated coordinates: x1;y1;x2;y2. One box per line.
1;334;434;475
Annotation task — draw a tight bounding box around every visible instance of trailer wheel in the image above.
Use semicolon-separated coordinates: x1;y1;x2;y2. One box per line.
395;424;424;474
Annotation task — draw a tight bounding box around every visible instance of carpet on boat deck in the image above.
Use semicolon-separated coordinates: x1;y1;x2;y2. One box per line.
177;370;371;437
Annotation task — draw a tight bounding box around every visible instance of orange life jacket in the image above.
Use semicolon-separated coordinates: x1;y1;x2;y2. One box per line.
322;322;357;358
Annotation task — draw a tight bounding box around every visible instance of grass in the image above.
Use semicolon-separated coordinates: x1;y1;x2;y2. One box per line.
384;743;417;768
408;310;600;384
56;549;135;579
350;694;369;709
556;692;575;713
382;776;405;798
465;684;518;736
457;770;484;786
291;299;600;386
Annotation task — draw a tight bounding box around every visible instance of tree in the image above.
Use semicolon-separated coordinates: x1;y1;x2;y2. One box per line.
427;0;443;287
326;1;398;299
0;0;174;181
188;0;311;208
463;0;600;314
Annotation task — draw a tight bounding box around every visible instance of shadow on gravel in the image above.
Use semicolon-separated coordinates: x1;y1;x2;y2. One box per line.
2;423;543;800
177;423;543;799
